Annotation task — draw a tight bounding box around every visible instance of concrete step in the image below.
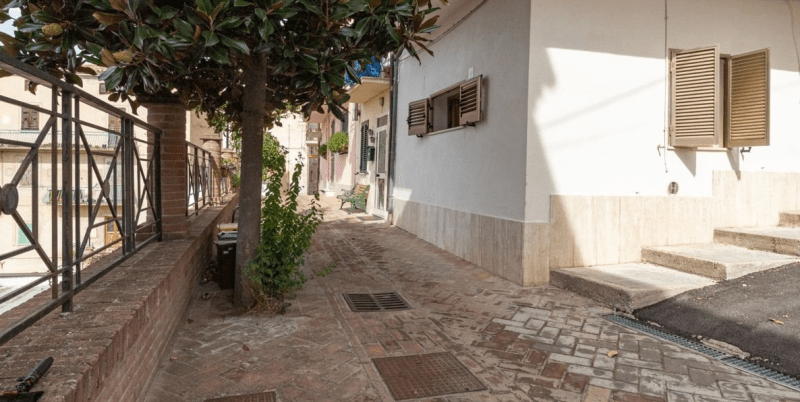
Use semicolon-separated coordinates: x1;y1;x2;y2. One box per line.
642;243;799;280
550;263;716;313
715;227;800;256
779;211;800;227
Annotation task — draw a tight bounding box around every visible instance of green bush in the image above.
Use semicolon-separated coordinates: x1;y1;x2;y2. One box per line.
319;143;328;157
245;137;323;311
327;131;349;153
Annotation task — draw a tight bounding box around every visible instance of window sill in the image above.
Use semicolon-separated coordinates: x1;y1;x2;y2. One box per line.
667;145;733;152
420;125;466;137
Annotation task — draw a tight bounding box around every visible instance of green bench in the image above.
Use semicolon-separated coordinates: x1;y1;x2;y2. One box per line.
337;184;370;213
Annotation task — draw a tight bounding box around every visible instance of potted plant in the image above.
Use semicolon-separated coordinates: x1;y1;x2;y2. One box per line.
319;143;328;159
327;131;349;154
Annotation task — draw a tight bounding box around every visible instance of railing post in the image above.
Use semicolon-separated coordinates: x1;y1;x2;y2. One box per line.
61;89;73;312
122;118;135;253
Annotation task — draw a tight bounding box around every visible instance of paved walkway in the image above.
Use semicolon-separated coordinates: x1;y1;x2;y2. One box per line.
145;196;800;402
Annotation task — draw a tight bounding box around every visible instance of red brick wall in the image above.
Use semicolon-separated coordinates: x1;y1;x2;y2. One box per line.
0;195;238;402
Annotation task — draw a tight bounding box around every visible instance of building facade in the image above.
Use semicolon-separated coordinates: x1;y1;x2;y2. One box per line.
391;0;800;286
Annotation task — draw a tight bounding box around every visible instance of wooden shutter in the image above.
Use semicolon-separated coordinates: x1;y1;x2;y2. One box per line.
459;75;482;125
671;46;718;147
726;49;769;147
407;98;429;136
359;123;369;172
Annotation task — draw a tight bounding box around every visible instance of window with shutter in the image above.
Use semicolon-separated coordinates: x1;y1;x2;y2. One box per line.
460;75;483;125
359;122;369;172
670;46;719;147
21;107;38;130
407;98;429;136
726;49;769;147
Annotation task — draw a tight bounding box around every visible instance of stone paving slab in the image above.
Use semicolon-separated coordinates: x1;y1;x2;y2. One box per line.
144;196;800;402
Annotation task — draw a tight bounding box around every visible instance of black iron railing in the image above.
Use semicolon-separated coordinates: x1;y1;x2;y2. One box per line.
186;142;213;215
0;52;162;345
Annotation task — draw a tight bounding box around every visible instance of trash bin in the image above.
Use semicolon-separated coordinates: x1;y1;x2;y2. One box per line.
215;224;238;289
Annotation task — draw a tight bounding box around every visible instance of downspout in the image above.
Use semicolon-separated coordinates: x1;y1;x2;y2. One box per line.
386;52;399;224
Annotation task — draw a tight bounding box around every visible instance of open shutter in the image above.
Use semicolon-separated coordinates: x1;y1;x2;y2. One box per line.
459;75;482;125
407;98;429;136
726;49;769;147
671;46;718;147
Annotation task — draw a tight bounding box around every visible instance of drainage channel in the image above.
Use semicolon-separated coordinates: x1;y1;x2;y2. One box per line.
604;314;800;393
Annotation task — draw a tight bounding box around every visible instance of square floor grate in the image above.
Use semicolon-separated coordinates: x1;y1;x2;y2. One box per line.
343;292;410;312
204;391;276;402
372;352;487;400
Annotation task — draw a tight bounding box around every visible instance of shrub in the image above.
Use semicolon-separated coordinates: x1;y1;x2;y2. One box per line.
245;138;323;311
327;131;349;153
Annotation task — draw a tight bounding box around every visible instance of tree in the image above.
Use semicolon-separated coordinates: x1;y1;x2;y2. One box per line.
1;0;441;305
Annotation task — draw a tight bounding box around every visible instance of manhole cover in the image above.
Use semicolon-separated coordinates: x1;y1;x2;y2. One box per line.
343;292;409;312
204;391;276;402
372;352;486;400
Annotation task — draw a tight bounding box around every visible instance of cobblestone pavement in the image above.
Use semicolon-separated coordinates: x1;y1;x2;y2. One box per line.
144;196;800;402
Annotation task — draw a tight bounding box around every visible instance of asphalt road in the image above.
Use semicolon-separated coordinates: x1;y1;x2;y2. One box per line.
635;262;800;378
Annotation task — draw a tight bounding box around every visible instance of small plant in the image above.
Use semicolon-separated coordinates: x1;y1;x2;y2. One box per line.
245;137;323;313
327;131;349;153
315;262;338;278
231;173;240;189
319;143;328;158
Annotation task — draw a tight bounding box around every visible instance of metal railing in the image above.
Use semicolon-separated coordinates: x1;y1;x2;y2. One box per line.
0;52;162;345
186;142;213;215
0;129;122;149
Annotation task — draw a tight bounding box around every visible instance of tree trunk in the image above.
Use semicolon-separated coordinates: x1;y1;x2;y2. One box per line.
234;53;267;307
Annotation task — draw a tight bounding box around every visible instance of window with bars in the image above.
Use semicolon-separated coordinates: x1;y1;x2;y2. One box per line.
408;75;484;136
670;46;769;148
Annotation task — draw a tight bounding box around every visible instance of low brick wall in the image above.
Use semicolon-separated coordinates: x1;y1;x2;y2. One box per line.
0;194;238;402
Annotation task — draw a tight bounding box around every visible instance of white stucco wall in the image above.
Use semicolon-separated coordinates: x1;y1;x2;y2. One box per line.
525;0;800;222
394;0;532;221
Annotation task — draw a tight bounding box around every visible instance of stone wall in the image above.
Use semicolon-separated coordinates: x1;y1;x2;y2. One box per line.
0;195;238;402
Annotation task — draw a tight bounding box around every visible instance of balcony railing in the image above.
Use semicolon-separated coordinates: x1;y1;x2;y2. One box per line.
0;52;162;346
187;142;213;215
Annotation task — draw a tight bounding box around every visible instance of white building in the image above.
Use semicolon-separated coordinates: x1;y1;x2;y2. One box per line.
391;0;800;288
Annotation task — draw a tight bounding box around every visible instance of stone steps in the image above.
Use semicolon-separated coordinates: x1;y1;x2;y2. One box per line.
715;226;800;256
552;213;800;312
550;263;716;313
779;211;800;227
642;243;799;280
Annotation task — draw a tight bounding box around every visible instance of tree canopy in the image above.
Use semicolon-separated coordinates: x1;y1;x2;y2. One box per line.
0;0;440;124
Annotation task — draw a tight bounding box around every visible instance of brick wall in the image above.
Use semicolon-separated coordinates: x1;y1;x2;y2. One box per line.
0;194;238;402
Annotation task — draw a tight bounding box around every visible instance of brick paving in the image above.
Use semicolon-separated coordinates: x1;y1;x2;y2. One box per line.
144;196;800;402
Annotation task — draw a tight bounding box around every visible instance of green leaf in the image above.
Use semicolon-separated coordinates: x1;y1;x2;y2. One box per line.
207;46;231;64
219;34;250;53
216;16;244;30
173;18;194;38
296;0;322;16
197;0;214;14
233;0;253;6
203;31;219;47
25;41;54;52
258;20;274;41
102;66;125;89
254;8;267;20
133;26;145;49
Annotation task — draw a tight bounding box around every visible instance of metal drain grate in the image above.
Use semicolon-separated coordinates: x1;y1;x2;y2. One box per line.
372;352;486;400
343;292;409;312
204;391;276;402
605;314;800;393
